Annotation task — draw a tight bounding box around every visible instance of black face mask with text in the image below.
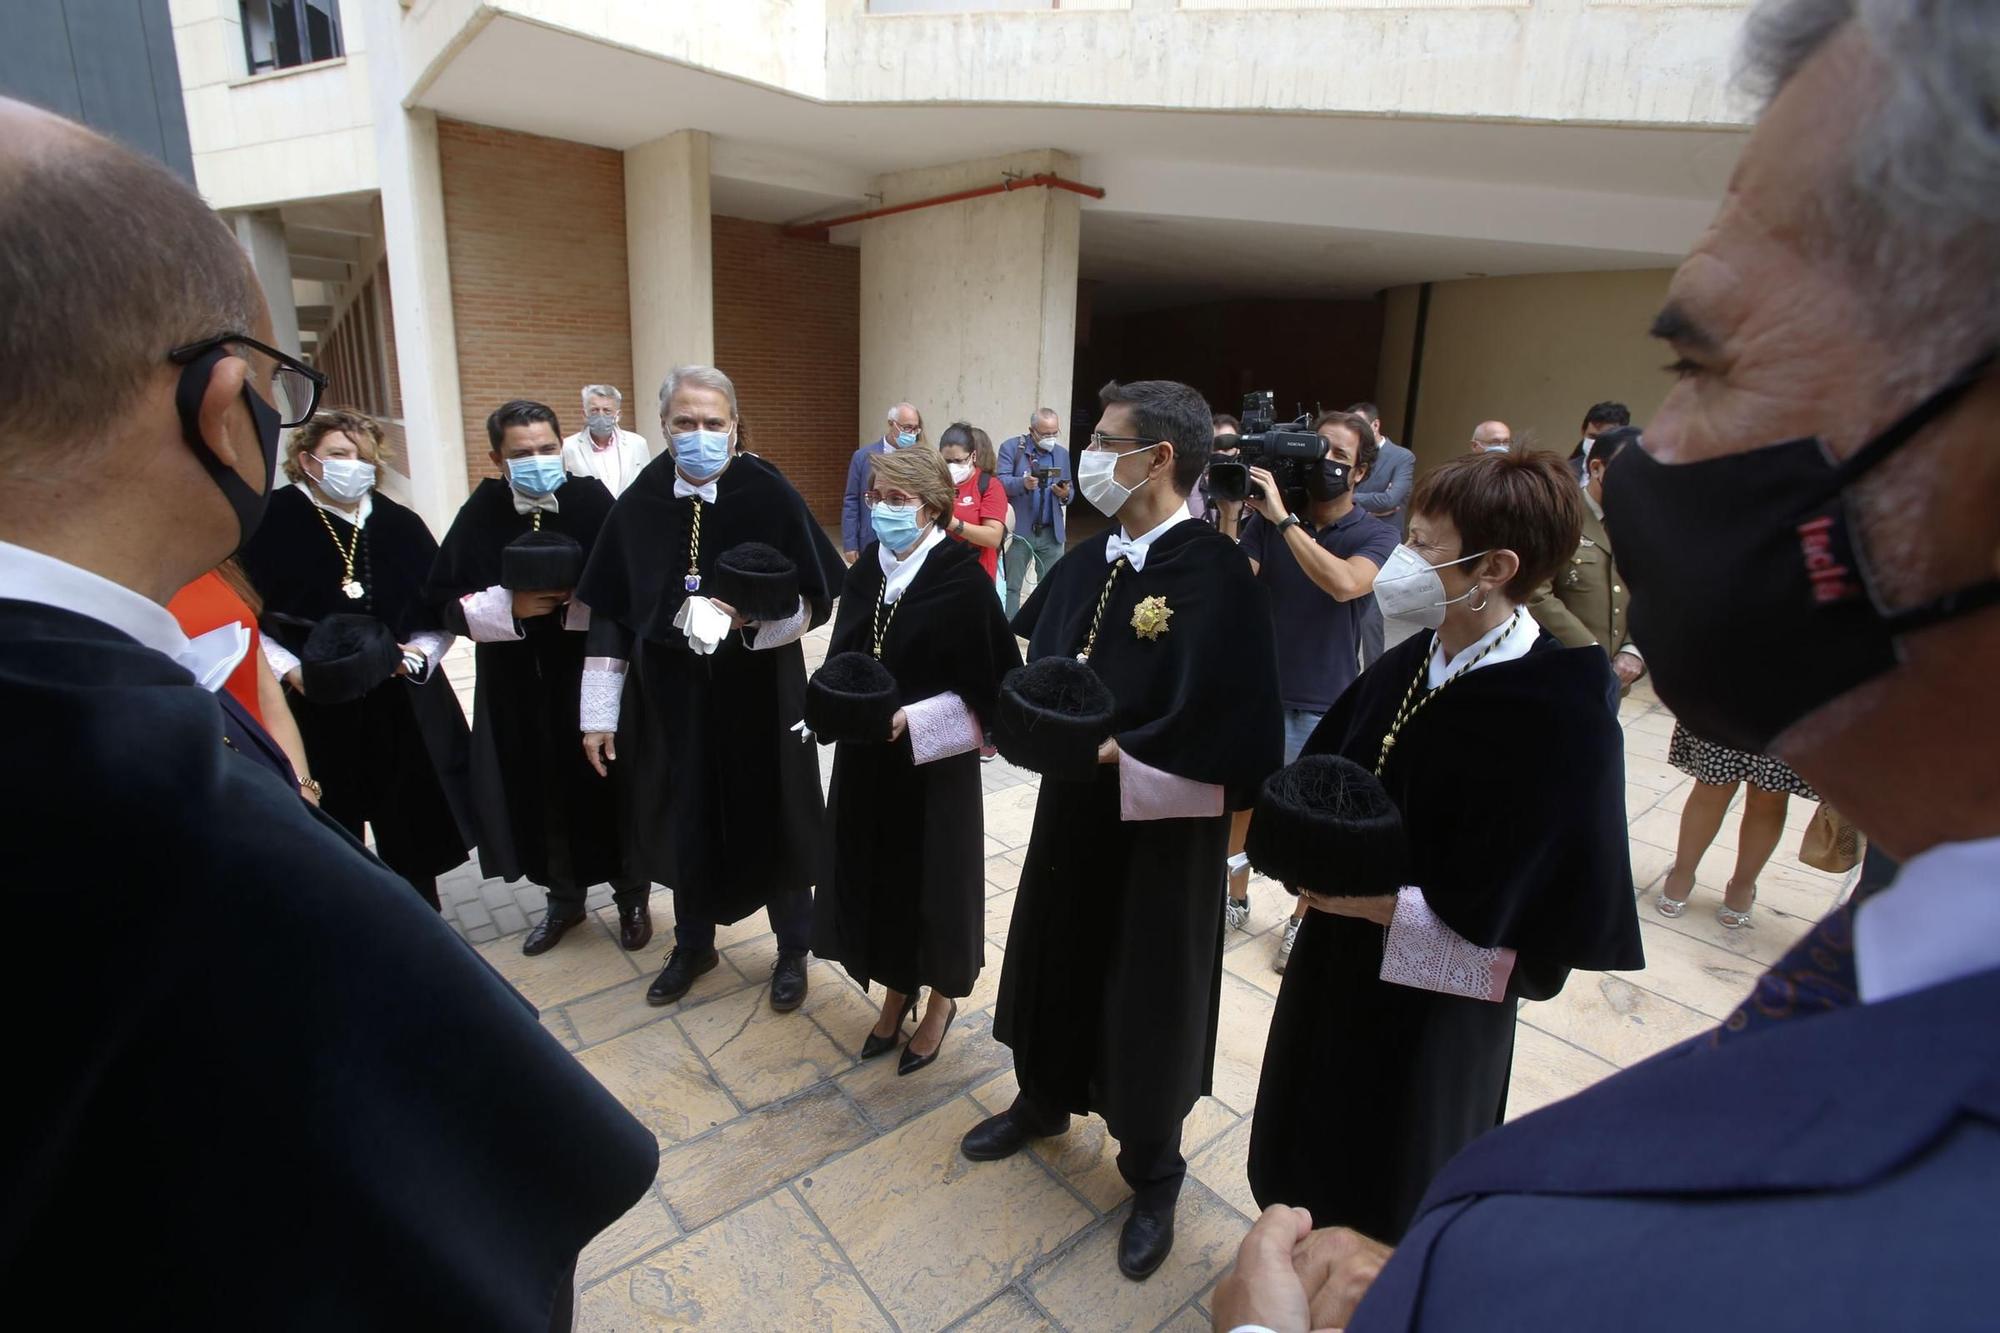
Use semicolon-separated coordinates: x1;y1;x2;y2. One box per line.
1603;350;1999;753
1305;458;1353;503
173;346;283;552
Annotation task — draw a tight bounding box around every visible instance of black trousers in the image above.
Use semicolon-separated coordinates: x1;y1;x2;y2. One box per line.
1010;1083;1187;1211
547;875;652;916
673;882;812;954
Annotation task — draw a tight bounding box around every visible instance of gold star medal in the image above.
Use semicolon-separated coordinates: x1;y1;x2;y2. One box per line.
1131;595;1173;641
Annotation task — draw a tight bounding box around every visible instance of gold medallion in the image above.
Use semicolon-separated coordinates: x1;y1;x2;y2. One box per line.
1130;595;1172;641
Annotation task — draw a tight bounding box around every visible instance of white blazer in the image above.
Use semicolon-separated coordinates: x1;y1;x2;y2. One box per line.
560;429;653;497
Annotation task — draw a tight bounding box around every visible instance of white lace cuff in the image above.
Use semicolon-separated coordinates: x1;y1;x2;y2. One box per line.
564;597;592;633
403;629;452;684
1118;749;1225;822
461;585;524;643
904;691;982;764
1379;886;1515;1002
262;635;301;682
749;597;810;651
581;656;627;732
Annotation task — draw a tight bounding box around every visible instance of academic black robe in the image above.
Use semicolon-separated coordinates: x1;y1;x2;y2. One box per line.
239;484;473;880
0;599;656;1328
1248;627;1644;1243
427;477;625;890
995;520;1284;1144
812;539;1022;997
575;454;843;925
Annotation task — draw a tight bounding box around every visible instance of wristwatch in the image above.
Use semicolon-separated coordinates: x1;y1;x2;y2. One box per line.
1276;514;1303;536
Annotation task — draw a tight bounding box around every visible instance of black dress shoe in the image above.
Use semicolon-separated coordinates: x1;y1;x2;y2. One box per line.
1117;1202;1176;1281
645;946;719;1006
960;1105;1071;1162
898;997;958;1077
769;949;809;1012
521;911;585;957
860;991;920;1060
617;903;653;952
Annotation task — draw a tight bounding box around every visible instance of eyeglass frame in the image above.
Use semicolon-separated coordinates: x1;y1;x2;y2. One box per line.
169;332;328;428
1086;433;1166;451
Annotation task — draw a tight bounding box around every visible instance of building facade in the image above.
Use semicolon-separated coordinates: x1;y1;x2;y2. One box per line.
161;0;1754;533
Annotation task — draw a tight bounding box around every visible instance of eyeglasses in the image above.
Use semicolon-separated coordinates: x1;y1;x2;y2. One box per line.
865;489;922;506
169;333;327;428
1087;433;1165;450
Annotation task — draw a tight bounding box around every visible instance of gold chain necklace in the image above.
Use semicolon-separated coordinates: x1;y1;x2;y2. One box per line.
1374;610;1520;776
683;499;703;592
1075;558;1127;662
311;503;366;600
872;576;901;659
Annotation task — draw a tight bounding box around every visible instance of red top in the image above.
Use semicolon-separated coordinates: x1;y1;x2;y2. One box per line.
167;570;264;722
949;471;1010;578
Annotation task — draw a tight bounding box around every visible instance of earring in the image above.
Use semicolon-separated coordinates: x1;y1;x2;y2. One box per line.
1467;585;1490;613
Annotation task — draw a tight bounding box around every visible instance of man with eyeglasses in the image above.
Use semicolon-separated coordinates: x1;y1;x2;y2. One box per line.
842;401;924;563
995;407;1074;618
0;98;654;1328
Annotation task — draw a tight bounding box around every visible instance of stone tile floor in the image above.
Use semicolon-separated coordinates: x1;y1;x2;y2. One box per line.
428;629;1851;1332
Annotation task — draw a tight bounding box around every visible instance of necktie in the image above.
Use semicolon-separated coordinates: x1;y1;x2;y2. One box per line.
1708;901;1858;1048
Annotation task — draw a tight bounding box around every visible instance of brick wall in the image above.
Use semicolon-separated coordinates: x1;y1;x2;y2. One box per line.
437;119;633;493
712;215;859;525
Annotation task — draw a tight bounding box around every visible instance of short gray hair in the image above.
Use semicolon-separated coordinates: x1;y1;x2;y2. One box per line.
658;365;739;420
885;401;919;425
1031;407;1061;430
1741;0;2000;379
581;384;622;408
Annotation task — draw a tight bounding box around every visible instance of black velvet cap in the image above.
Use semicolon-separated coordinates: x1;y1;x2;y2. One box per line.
709;541;800;621
1246;754;1409;898
298;613;402;705
804;651;900;744
992;657;1117;780
500;530;585;591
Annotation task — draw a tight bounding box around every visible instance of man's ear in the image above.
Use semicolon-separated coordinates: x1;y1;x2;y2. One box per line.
197;353;252;470
490;450;505;473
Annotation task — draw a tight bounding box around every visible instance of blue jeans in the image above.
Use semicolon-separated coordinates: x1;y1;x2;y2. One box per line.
1283;708;1324;765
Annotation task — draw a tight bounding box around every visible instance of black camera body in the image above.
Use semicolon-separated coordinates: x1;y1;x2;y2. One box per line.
1030;464;1061;484
1207;390;1332;505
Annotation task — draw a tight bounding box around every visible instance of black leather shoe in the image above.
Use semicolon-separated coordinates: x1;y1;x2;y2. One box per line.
521;911;585;957
617;903;653;952
860;992;920;1060
960;1106;1071;1162
1117;1203;1176;1281
898;997;958;1077
645;946;719;1006
770;949;810;1012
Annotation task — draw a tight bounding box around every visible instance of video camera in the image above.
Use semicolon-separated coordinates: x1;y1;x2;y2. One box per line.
1207;391;1341;506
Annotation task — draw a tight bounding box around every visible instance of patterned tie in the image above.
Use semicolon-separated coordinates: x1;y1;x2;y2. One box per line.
1708;901;1859;1048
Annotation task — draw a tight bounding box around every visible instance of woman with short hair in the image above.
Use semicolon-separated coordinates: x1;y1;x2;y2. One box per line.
1248;449;1644;1243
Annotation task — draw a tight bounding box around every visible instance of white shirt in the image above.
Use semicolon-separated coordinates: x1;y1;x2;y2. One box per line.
0;540;247;688
562;428;652;497
1426;605;1538;688
1105;502;1193;572
304;482;371;528
878;524;947;605
1855;835;2000;1005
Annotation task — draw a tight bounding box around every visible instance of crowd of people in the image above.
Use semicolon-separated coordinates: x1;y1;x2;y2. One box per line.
4;0;1995;1323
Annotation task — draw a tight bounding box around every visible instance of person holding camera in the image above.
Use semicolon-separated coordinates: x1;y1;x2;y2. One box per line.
1230;411;1399;971
1196;416;1250;538
996;408;1072;618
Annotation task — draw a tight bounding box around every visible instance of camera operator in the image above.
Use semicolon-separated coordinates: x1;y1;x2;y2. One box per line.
997;408;1073;618
1232;411;1399;972
1196;414;1250;538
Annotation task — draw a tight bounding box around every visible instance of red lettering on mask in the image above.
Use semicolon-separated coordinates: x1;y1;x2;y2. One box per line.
1796;515;1861;603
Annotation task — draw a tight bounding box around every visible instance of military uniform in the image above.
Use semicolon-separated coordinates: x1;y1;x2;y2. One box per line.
1528;498;1642;695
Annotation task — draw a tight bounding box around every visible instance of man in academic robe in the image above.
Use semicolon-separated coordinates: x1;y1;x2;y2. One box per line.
576;364;843;1012
962;378;1284;1281
428;398;653;955
0;97;654;1328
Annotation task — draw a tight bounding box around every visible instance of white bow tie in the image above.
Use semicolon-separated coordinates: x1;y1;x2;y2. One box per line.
674;475;719;504
512;489;560;516
1104;531;1151;573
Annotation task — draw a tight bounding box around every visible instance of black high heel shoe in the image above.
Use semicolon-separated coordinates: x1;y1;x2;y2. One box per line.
860;991;920;1060
898;997;959;1077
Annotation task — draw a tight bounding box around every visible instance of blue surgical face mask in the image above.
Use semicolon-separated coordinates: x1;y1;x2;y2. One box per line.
672;428;733;481
871;501;924;552
896;431;920;448
508;455;567;497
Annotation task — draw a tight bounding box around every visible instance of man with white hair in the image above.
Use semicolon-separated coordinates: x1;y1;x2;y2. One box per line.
841;401;923;563
1215;1;2000;1327
1468;419;1513;454
560;383;651;496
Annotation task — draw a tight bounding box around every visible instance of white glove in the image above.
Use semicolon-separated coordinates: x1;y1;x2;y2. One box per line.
673;595;732;656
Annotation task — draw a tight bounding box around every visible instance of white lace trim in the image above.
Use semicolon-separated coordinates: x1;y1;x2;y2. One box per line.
904;691;981;764
1117;749;1225;823
749;596;809;651
1378;886;1515;1002
461;585;524;643
580;658;627;732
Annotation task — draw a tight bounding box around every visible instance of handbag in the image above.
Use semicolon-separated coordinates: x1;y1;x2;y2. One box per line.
1799;803;1863;874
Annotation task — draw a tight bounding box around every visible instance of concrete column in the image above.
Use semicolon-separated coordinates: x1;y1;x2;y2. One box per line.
231;210;301;359
625;130;714;455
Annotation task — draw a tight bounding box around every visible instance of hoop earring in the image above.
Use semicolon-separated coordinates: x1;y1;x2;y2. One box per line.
1466;585;1490;613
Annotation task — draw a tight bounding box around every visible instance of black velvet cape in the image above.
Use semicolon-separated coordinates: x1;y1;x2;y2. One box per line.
575;454;843;925
427;476;626;890
0;600;656;1328
811;538;1022;997
994;519;1284;1143
1248;627;1644;1243
239;484;472;880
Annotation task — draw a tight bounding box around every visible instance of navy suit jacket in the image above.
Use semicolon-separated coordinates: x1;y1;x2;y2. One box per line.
841;438;893;553
1351;963;2000;1331
997;434;1072;542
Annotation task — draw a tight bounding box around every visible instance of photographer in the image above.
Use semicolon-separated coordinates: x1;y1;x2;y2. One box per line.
996;408;1073;618
1232;411;1398;970
1196;415;1249;538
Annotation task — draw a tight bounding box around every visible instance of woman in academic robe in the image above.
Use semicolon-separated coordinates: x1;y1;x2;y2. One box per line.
1247;449;1644;1244
240;409;473;909
810;446;1021;1075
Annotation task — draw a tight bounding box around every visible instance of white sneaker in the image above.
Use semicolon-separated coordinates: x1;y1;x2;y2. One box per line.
1275;916;1302;974
1224;895;1251;932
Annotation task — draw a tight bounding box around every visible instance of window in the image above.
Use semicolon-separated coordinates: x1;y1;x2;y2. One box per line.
240;0;344;75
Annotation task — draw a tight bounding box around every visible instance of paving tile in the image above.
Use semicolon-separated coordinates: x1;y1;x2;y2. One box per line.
578;1190;889;1331
1159;1306;1215;1332
1626;918;1767;1021
1222;929;1283;997
1186;1115;1256;1222
836;1006;1013;1132
473;915;643;1009
492;902;529;936
678;972;854;1109
802;962;894;1059
654;1083;875;1232
1209;972;1276;1115
984;889;1019;948
562;967;742;1051
539;1009;581;1053
801;1097;1093;1332
1505;1022;1622;1121
949;1287;1057;1332
1622;752;1687;793
578;1185;678;1285
983;784;1043;851
1026;1180;1250;1333
574;1022;739;1147
1522;972;1715;1069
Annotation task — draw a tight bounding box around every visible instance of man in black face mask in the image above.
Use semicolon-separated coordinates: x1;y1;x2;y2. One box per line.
1213;3;2000;1329
0;99;655;1328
